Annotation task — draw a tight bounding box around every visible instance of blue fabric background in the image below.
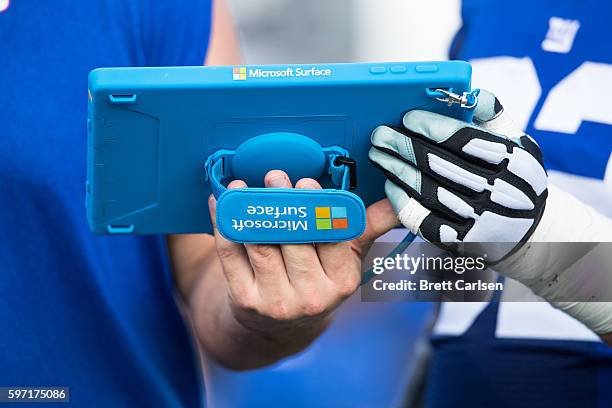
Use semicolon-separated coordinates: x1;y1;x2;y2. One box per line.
0;1;211;406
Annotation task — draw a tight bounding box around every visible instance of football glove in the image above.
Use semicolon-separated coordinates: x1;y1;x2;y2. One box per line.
369;89;612;336
368;89;548;262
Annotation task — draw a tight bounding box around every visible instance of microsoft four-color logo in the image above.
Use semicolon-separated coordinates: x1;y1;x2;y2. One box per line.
315;207;348;230
233;67;247;81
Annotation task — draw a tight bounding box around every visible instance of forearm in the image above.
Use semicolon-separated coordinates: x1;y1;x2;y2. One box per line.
497;184;612;344
189;257;329;370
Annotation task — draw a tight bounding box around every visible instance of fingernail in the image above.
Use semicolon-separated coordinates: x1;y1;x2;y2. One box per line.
296;178;321;189
269;176;288;188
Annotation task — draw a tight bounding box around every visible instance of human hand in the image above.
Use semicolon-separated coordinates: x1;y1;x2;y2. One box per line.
207;170;399;338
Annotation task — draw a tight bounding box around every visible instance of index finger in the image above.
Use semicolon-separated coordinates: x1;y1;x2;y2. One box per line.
209;180;255;300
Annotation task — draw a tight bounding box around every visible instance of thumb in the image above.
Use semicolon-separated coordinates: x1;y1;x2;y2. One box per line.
473;89;504;123
357;198;401;245
473;89;524;143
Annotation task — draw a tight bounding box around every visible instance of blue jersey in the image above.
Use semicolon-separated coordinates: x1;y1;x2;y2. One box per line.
427;1;612;407
0;1;211;406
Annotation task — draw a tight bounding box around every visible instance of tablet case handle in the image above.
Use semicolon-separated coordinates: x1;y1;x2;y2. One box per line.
204;133;366;244
204;147;356;198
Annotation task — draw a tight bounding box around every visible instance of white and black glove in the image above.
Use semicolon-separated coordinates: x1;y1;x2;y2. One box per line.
368;90;548;262
369;89;612;337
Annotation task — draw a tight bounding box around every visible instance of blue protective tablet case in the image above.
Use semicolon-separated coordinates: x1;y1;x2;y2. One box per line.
86;61;474;240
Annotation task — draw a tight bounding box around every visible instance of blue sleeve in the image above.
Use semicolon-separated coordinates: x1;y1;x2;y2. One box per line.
141;0;213;66
449;0;485;60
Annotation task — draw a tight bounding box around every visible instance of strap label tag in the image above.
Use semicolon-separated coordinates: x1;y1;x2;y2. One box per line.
215;188;366;243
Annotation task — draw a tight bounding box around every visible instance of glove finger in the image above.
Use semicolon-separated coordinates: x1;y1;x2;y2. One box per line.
369;147;477;222
384;180;465;245
375;151;536;248
371;125;497;198
383;179;429;235
402;109;480;145
473;89;523;144
386;176;539;263
371;125;491;195
473;89;504;123
371;142;538;227
370;125;420;167
402;109;518;162
375;154;519;239
401;109;527;178
368;147;421;195
400;109;546;199
474;90;547;194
